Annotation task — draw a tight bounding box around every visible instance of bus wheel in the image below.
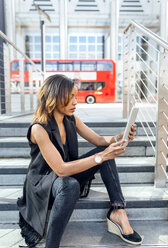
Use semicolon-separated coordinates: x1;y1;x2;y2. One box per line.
85;95;96;104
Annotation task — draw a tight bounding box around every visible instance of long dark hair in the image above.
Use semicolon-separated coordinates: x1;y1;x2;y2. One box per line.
32;74;74;124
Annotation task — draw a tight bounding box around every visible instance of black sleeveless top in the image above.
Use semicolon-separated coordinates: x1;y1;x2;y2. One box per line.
63;140;70;162
17;114;92;247
17;115;78;243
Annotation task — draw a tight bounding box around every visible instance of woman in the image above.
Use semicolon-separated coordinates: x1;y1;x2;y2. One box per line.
17;74;142;248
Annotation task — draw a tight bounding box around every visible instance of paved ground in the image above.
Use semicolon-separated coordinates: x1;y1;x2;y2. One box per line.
0;103;123;123
0;102;156;123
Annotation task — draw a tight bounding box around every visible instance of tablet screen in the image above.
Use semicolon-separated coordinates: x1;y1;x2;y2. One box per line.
122;107;139;145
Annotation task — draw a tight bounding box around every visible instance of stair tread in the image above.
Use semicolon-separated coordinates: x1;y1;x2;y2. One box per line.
0;157;156;167
0;220;168;247
0;137;161;151
0;136;155;142
0;120;155;126
0;186;168;206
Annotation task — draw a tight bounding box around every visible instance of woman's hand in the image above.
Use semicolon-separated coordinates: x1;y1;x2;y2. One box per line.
112;124;137;144
128;124;136;143
115;132;124;142
101;140;126;162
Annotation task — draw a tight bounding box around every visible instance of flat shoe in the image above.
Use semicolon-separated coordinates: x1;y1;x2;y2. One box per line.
107;217;142;245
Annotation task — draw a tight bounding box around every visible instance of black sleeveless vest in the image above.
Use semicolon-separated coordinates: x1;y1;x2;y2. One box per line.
17;115;78;245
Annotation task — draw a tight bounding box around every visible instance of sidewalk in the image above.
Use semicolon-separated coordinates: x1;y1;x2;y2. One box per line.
0;103;124;123
0;102;156;123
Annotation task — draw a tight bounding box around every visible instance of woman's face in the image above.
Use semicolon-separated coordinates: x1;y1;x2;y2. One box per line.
56;87;78;116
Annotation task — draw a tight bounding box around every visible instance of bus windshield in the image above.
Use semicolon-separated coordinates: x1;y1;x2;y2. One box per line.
11;61;19;71
11;60;41;71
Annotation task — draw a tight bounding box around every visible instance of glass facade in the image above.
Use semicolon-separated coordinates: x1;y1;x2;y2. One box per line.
25;35;60;59
25;34;104;60
118;35;123;61
69;35;104;59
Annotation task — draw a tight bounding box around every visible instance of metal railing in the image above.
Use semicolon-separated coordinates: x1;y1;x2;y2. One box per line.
0;30;45;116
123;20;168;188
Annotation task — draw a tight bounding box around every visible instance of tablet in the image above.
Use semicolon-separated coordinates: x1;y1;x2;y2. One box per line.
122;106;139;146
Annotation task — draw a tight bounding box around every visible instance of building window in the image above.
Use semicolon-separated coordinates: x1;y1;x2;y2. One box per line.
79;36;86;43
25;34;60;59
68;34;104;59
70;36;77;43
118;34;123;61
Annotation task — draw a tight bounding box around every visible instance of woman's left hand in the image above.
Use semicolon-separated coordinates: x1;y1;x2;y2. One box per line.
110;124;136;145
128;124;136;142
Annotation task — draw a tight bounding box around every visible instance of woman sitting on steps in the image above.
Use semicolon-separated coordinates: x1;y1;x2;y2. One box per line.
17;74;142;248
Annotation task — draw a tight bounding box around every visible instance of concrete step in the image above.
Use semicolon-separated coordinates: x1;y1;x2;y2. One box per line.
0;157;158;186
0;185;168;223
0;221;168;247
0;121;156;137
0;136;158;158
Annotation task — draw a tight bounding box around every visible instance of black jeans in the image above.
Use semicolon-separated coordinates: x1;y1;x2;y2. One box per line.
45;146;126;248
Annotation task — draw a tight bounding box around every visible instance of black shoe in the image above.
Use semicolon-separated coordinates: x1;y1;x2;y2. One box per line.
107;207;142;245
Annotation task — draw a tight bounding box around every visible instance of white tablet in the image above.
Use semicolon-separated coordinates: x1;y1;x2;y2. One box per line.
122;106;139;146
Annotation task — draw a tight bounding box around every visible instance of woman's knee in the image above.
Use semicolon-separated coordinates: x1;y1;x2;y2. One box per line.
65;177;80;195
52;176;80;197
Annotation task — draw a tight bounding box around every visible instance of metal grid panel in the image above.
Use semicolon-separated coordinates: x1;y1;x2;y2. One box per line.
123;21;168;187
0;30;44;116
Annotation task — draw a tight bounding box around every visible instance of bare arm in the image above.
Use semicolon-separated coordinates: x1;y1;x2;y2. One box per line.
75;115;136;146
74;115;116;146
31;124;126;177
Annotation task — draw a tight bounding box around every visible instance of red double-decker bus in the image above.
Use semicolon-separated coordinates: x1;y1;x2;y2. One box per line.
10;59;116;103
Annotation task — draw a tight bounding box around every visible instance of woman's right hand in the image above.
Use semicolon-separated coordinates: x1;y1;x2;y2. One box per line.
101;140;127;162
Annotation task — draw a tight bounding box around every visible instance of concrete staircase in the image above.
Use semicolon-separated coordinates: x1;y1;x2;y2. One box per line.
0;117;168;247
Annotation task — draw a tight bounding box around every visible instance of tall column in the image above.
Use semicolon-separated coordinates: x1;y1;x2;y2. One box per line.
160;0;168;41
4;0;16;59
104;35;110;59
155;52;168;187
60;0;68;59
110;0;119;61
110;0;119;101
0;0;6;114
41;20;46;74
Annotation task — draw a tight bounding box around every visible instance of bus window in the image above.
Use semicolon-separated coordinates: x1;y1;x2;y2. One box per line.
11;60;42;72
81;61;96;71
58;62;73;71
11;61;19;71
34;61;42;71
24;61;41;71
97;61;113;71
79;81;105;91
86;84;95;91
73;61;81;71
79;82;95;91
46;61;57;71
24;61;31;71
96;82;105;90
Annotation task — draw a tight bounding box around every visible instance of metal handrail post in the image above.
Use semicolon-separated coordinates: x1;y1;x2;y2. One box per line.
155;52;168;187
122;30;130;118
3;43;11;113
29;66;33;111
19;58;25;112
128;27;136;114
